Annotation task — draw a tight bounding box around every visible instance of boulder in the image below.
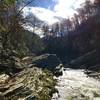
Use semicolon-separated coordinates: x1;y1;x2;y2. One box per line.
31;54;63;75
0;56;25;75
54;64;63;76
22;56;33;65
0;74;9;84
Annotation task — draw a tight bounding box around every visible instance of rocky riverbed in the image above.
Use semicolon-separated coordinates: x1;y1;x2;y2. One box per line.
52;69;100;100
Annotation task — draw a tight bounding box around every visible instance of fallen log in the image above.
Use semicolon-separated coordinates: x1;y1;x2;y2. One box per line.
88;72;100;76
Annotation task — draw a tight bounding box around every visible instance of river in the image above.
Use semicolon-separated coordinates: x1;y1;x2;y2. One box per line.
52;69;100;100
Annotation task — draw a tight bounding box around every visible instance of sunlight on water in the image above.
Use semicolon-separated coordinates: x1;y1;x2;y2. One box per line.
52;69;100;100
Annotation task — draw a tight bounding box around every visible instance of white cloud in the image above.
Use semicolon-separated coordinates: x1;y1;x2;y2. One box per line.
22;0;89;25
54;0;87;18
23;7;60;25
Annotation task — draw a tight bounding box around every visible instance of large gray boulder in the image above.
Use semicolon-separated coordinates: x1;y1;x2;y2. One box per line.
32;54;60;69
31;54;63;75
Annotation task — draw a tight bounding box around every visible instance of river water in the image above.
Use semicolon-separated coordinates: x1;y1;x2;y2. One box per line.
52;69;100;100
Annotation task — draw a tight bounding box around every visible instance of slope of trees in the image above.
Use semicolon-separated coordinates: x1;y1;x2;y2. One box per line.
0;0;27;56
0;0;45;75
42;0;100;63
0;0;45;57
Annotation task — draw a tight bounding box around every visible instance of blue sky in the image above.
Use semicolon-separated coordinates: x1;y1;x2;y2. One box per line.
29;0;56;10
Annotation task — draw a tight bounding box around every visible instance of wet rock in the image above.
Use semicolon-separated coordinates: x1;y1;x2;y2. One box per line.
54;64;63;76
0;92;3;100
0;74;9;84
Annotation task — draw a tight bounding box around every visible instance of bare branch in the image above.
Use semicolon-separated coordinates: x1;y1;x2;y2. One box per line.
17;0;34;16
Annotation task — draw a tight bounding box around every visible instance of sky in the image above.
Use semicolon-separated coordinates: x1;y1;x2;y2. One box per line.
22;0;91;25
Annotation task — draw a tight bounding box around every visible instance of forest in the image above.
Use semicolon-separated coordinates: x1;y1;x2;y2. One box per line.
0;0;100;100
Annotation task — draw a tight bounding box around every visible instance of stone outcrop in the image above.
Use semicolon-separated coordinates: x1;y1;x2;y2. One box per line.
0;53;64;100
0;67;57;100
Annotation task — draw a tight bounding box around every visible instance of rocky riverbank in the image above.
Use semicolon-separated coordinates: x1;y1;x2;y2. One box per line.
0;53;63;100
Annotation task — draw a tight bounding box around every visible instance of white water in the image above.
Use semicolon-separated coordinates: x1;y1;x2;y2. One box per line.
52;69;100;100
